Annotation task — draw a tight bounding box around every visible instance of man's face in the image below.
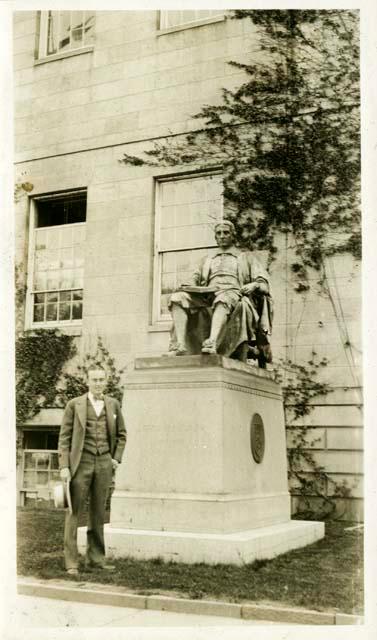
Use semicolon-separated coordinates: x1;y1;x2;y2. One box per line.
88;369;107;398
215;225;234;250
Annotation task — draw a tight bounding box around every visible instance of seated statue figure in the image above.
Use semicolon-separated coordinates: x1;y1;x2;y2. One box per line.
168;220;273;367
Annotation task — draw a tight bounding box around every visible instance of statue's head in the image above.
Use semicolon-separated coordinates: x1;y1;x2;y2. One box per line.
214;220;236;248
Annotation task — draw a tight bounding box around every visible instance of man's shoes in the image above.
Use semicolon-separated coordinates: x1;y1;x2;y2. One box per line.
100;563;116;571
85;562;116;571
201;339;217;354
66;568;79;576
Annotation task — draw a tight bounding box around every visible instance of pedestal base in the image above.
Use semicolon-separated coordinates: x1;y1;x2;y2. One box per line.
90;356;324;565
78;520;324;565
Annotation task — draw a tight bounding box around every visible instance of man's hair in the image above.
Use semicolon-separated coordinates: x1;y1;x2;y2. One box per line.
87;363;107;376
214;220;236;235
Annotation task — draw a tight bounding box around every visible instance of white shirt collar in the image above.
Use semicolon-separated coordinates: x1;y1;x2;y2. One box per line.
88;391;104;404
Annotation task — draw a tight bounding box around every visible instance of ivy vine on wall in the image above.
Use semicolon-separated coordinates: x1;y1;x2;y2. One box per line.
16;329;77;426
274;352;352;519
15;331;125;461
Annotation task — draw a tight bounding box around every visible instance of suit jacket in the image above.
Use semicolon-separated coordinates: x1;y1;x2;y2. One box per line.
58;393;127;477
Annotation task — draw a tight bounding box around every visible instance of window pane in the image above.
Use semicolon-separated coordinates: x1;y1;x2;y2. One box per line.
46;273;59;290
23;471;37;488
47;11;59;55
159;175;223;251
34;272;47;291
34;292;45;304
72;301;83;320
160;248;211;317
24;452;37;469
72;268;84;288
50;452;59;469
46;291;58;302
24;432;46;449
51;470;61;483
33;304;45;323
60;291;71;302
46;303;58;321
36;453;50;469
83;12;95;46
58;303;71;321
73;289;83;301
71;11;84;47
59;269;74;289
162;9;223;28
59;11;71;52
61;227;73;248
36;471;49;486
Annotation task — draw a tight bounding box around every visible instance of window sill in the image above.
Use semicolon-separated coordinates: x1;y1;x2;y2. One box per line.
34;45;94;66
24;324;82;336
157;14;225;36
148;321;171;333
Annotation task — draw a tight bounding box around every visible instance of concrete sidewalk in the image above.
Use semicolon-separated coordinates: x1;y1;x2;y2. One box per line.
16;577;363;626
8;593;277;628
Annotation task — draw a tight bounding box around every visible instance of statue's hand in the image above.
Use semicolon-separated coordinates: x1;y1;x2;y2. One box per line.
241;283;259;295
241;282;268;296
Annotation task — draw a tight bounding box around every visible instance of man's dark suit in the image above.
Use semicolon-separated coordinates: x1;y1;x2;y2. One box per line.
58;393;127;570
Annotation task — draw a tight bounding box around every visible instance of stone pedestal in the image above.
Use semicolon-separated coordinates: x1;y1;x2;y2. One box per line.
79;355;324;563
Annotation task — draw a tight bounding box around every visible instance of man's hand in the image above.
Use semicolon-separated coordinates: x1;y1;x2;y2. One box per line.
60;467;71;482
112;459;119;472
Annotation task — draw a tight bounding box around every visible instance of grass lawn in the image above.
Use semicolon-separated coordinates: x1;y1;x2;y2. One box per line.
17;507;363;615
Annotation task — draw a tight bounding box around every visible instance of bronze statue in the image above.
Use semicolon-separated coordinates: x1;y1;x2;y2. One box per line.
168;220;273;367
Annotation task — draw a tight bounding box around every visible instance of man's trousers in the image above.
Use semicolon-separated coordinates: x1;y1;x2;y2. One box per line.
64;450;113;570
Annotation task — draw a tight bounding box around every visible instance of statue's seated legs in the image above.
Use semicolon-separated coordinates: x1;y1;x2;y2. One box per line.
168;291;273;367
169;293;231;356
201;303;230;354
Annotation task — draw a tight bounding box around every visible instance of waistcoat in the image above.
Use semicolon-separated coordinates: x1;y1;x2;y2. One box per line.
83;398;110;455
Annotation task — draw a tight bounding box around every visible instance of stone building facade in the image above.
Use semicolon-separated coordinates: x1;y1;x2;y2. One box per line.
13;10;362;519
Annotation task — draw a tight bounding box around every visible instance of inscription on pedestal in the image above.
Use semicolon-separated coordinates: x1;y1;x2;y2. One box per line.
250;413;265;463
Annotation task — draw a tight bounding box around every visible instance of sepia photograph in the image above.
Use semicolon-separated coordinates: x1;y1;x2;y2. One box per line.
1;0;376;637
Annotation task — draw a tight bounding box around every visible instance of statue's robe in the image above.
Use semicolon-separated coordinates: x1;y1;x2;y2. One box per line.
168;248;273;363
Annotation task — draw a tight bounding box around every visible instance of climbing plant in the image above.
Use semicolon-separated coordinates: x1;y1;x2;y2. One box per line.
58;336;126;405
120;9;360;286
274;352;352;519
16;329;77;426
15;331;125;460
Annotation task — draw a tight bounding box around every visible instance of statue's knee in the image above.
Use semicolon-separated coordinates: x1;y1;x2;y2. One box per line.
170;291;189;305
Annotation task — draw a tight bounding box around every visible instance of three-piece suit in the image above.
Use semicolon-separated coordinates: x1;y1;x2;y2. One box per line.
58;393;126;570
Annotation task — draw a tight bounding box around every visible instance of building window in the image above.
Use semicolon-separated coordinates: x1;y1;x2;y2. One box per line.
38;10;95;59
160;10;224;30
154;173;223;322
26;190;86;328
22;450;60;499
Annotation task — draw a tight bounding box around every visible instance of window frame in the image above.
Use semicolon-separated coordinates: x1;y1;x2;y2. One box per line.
158;10;226;35
151;170;223;328
21;448;60;496
36;10;95;63
25;189;86;331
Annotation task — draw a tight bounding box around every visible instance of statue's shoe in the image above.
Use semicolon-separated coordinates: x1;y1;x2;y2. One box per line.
167;343;187;356
176;343;188;355
201;339;217;354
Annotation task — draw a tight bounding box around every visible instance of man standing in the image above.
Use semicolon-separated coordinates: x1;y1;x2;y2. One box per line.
168;220;273;363
58;364;126;575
